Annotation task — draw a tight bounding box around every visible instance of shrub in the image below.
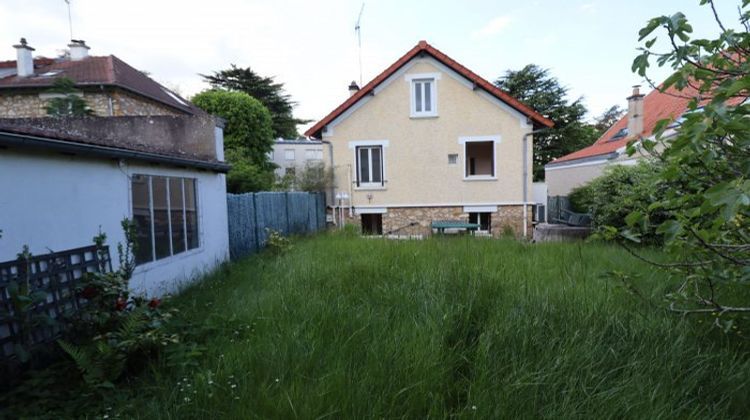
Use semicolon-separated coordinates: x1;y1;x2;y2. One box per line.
569;161;665;242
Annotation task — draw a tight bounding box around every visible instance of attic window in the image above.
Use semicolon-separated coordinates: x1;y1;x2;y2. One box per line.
610;128;629;141
38;70;61;77
161;87;189;106
406;73;441;118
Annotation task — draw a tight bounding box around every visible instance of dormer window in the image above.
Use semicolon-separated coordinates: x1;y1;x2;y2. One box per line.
406;73;440;118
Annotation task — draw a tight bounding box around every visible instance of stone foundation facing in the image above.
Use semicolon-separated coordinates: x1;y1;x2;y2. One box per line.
337;205;532;238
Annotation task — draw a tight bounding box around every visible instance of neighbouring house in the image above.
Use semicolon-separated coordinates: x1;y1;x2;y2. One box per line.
0;38;196;117
305;40;553;237
0;39;230;296
543;83;746;198
269;138;326;178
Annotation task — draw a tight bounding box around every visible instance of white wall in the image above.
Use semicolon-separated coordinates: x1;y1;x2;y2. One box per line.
0;149;229;296
270;141;325;177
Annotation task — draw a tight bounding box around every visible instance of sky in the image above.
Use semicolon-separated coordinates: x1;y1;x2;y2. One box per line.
0;0;743;133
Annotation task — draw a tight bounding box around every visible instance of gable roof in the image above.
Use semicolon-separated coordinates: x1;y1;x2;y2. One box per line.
304;40;553;138
0;56;196;114
550;84;746;165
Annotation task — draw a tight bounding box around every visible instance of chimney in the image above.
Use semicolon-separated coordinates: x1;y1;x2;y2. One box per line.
348;81;360;97
626;85;645;137
68;39;90;61
13;38;34;77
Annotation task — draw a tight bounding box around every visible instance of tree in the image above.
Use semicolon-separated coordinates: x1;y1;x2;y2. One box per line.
593;105;625;135
201;65;310;139
192;90;275;192
495;65;599;180
608;0;750;327
45;77;93;117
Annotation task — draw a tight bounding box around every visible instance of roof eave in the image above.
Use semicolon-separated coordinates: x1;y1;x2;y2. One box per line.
0;131;229;173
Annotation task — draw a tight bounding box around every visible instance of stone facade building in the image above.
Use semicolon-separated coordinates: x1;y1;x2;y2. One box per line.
0;39;194;119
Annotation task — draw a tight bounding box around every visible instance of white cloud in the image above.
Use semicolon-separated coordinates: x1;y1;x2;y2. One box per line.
580;2;596;13
472;16;512;39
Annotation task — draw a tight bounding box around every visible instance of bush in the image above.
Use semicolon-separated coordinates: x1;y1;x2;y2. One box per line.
569;161;665;242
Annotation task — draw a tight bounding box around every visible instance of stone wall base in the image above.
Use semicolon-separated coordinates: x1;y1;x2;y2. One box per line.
333;205;532;238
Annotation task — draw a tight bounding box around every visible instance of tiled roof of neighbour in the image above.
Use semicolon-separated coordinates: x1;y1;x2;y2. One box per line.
550;84;747;165
304;40;553;138
0;117;229;172
0;56;195;114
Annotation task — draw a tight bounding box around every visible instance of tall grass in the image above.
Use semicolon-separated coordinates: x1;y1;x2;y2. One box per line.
108;232;750;418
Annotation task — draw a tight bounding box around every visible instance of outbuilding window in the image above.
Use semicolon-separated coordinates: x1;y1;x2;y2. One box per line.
131;175;199;265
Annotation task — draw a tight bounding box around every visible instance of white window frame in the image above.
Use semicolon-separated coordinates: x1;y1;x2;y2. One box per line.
131;174;200;266
349;140;389;190
355;146;384;189
406;73;440;118
459;135;501;181
284;149;295;160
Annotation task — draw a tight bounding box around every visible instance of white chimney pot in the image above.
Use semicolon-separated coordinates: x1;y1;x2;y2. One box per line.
68;40;90;61
13;38;34;77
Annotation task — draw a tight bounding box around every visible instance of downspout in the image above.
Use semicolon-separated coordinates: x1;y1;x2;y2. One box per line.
321;139;334;212
522;126;551;239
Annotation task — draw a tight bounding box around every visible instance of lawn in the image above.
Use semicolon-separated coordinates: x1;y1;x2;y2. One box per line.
7;230;750;418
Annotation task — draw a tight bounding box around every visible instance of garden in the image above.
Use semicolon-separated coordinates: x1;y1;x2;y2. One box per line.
2;230;749;419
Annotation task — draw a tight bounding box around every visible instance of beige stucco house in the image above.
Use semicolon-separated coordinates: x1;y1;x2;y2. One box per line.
305;41;552;237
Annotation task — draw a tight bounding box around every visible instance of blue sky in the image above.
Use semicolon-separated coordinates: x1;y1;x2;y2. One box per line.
0;0;742;131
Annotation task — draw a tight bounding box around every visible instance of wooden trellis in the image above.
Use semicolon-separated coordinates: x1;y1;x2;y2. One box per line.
0;245;111;361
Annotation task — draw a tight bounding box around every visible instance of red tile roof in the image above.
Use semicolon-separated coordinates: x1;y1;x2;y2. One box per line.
304;40;553;138
550;84;746;164
0;56;195;114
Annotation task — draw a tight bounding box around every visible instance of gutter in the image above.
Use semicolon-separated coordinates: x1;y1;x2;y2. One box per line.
0;131;230;173
320;139;334;208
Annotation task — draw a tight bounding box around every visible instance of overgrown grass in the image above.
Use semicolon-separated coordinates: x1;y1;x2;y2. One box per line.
9;231;750;418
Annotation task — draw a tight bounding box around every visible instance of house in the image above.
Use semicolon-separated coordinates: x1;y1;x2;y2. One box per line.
543;82;743;197
0;39;230;296
305;40;552;237
0;38;195;117
269;138;326;178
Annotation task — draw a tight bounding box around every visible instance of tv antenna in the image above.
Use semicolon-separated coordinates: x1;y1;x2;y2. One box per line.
355;3;365;86
64;0;74;41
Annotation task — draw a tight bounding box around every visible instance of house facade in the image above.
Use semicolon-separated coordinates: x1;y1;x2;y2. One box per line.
269;139;326;178
306;41;552;237
0;39;229;296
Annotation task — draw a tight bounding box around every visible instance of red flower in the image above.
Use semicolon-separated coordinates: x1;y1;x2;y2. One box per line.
115;297;127;311
148;298;161;309
81;286;98;299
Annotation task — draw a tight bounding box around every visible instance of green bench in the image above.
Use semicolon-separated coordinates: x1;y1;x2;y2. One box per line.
431;220;481;234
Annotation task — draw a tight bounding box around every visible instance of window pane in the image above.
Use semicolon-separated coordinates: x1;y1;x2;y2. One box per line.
185;179;199;250
414;82;422;112
132;175;153;264
371;147;382;183
152;176;170;260
170;178;186;254
424;81;431;111
358;148;370;183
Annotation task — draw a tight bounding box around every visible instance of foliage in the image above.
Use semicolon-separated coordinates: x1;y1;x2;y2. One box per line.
614;0;750;323
265;228;292;254
569;161;666;242
495;64;599;180
192;90;275;192
593;104;626;135
61;219;178;390
202;65;310;138
45;77;93;117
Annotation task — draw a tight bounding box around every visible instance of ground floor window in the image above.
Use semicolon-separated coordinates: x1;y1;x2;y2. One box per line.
132;174;199;265
465;141;495;177
356;145;384;187
468;212;491;232
361;213;383;235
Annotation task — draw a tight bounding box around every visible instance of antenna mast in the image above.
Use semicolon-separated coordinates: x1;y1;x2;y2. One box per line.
64;0;73;41
355;3;365;86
